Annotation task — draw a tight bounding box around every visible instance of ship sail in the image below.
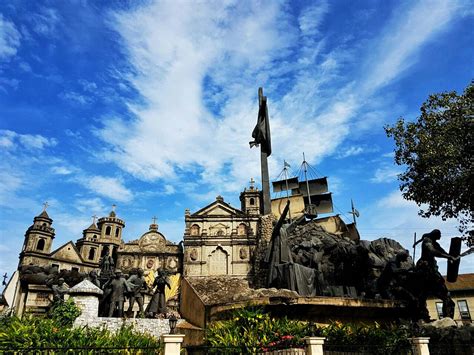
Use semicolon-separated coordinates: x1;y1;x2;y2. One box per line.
291;177;328;196
272;177;299;193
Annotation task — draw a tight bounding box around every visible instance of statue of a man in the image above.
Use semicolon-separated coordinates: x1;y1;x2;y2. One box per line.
51;278;68;302
104;269;130;317
416;229;458;319
100;249;115;272
126;268;148;317
146;269;170;317
86;270;101;288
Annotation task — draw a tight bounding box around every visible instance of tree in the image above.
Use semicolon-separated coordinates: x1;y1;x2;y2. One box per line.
384;81;473;235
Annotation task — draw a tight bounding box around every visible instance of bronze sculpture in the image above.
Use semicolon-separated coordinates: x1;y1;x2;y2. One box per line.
126;268;148;317
146;268;171;317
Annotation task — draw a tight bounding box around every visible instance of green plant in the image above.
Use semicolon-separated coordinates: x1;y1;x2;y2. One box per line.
48;298;82;327
0;316;162;351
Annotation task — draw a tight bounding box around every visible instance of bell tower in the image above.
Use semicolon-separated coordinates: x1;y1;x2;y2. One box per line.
96;205;125;261
20;203;55;265
76;215;101;264
239;178;262;216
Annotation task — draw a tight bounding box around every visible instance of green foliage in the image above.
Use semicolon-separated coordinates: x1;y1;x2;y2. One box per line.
0;316;162;351
384;81;473;233
205;307;412;353
48;298;82;327
205;307;307;352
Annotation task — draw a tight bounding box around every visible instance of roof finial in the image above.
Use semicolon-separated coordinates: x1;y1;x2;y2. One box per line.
42;201;49;212
249;178;255;189
152;216;157;225
92;214;97;224
112;204;116;212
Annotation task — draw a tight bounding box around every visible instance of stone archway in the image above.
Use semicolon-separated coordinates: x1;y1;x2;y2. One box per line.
208;246;228;275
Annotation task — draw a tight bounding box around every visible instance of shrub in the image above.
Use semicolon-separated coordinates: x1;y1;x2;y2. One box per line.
205;307;412;353
0;316;162;351
48;298;82;327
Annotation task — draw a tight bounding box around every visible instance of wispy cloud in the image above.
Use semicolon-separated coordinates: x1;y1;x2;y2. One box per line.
370;165;401;183
0;130;57;150
0;14;21;60
78;175;133;203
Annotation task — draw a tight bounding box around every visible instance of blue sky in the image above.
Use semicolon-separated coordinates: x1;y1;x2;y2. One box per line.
0;0;473;282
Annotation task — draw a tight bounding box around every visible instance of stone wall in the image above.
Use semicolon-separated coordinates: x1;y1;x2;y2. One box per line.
74;316;174;338
252;214;274;288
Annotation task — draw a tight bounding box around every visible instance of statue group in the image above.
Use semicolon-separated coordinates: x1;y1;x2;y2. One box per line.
97;259;171;318
267;211;460;322
23;250;173;318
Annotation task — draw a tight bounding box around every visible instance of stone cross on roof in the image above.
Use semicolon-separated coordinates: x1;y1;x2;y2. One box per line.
111;204;116;212
42;201;49;211
152;216;157;224
92;215;97;224
249;178;255;188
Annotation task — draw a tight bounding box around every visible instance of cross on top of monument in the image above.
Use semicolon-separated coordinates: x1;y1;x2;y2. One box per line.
249;178;255;189
152;216;157;224
112;204;116;212
42;201;49;211
2;273;7;286
92;215;98;224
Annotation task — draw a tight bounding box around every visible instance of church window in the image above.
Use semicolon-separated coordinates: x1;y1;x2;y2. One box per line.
249;198;255;205
115;228;120;237
42;223;47;227
238;223;247;236
92;235;97;241
36;238;45;251
190;224;200;236
88;248;96;260
105;226;112;235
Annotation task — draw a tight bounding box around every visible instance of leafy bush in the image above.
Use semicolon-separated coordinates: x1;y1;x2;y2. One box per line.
48;298;82;326
205;307;412;353
0;316;162;351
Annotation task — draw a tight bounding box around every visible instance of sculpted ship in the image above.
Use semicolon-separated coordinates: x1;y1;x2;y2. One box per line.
271;157;360;242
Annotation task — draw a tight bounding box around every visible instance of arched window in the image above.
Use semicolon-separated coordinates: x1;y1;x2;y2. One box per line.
42;223;47;227
238;223;247;236
92;235;97;241
249;198;255;205
115;228;120;237
36;239;45;251
105;226;112;235
88;248;96;260
190;224;200;236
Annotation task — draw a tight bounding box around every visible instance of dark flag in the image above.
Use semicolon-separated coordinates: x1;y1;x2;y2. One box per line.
249;87;272;156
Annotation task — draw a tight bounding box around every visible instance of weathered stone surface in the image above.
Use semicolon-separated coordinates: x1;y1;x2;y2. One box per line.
426;317;458;328
187;276;299;304
69;279;103;295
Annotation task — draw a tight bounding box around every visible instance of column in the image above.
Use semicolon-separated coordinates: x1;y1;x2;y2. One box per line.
162;334;185;355
412;337;430;355
305;337;326;355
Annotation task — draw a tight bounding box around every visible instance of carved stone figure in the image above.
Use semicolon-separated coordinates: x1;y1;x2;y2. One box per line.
100;249;115;273
146;269;171;317
126;268;147;317
51;278;68;302
86;270;101;288
414;229;458;320
103;269;130;317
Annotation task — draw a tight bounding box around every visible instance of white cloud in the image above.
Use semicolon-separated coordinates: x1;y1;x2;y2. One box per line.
50;166;73;175
80;175;133;203
0;130;57;150
0;14;21;60
75;197;107;215
361;0;462;94
359;190;470;273
30;7;61;36
370;165;401;183
95;0;466;201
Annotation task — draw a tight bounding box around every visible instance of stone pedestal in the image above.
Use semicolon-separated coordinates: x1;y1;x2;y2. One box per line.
305;337;325;355
412;337;430;355
161;334;185;355
68;279;103;324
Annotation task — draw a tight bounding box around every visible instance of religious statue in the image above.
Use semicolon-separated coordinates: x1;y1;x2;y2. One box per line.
102;269;130;317
146;268;171;317
126;268;148;317
100;249;115;273
51;278;68;302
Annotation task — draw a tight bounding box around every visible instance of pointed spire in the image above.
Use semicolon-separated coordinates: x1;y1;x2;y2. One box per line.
109;204;117;217
36;201;51;219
